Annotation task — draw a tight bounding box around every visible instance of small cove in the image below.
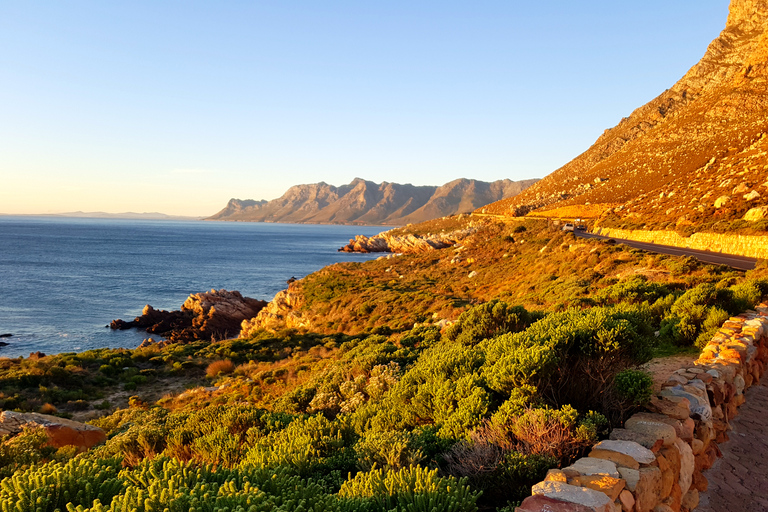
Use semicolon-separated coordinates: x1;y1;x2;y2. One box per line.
0;216;382;358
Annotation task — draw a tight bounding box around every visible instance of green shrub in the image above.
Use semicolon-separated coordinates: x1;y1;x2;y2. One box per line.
0;457;124;512
338;466;480;512
446;300;530;346
483;306;653;411
499;452;557;503
0;427;56;479
354;430;424;471
695;307;732;349
613;370;653;407
596;276;670;305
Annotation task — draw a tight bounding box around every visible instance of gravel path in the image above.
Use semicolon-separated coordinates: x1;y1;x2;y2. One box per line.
697;381;768;511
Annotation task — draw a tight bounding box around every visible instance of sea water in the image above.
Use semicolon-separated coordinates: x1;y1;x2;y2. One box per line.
0;216;382;358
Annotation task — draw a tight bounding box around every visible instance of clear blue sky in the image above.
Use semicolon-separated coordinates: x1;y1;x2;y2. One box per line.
0;1;728;216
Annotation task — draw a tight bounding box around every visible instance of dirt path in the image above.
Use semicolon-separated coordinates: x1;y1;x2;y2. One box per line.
697;380;768;511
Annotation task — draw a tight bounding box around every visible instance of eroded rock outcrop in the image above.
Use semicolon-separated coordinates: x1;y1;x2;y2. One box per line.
240;286;308;336
0;411;106;451
339;225;480;254
112;289;267;343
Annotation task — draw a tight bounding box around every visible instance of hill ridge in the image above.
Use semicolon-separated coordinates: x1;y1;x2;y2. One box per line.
484;0;768;234
208;177;538;225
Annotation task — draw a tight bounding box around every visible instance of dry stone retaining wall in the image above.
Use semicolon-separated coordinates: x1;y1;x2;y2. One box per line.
594;228;768;260
517;303;768;512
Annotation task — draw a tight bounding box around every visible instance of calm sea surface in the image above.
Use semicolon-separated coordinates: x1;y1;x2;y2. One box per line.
0;217;382;358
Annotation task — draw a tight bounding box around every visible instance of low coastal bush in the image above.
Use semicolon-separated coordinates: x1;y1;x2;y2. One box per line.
1;218;765;511
445;300;532;346
205;359;235;378
338;466;480;512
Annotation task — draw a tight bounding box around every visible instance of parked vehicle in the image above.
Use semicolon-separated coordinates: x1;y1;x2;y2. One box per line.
562;223;574;232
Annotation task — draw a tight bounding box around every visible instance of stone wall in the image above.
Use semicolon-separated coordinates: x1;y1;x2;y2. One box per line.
594;228;768;260
517;304;768;512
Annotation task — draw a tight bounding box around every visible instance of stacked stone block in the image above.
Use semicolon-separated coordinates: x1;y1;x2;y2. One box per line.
517;304;768;512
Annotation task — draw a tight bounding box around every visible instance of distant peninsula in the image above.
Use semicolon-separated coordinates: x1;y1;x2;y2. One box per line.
45;212;203;221
207;177;539;225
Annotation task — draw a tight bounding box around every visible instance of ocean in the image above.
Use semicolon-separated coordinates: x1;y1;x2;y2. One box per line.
0;217;383;358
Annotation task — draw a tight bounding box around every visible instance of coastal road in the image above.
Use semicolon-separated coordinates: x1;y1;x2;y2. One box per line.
574;231;758;271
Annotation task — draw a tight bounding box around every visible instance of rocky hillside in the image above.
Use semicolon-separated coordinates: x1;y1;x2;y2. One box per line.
208;177;538;225
486;0;768;234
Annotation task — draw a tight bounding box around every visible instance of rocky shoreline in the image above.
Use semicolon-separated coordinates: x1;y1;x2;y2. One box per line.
339;224;480;254
111;289;266;344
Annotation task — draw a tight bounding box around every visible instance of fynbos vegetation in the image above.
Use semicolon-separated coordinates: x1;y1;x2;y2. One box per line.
1;215;766;511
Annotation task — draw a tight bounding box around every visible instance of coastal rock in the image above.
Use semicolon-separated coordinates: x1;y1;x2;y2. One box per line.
0;411;106;451
743;206;768;221
182;289;267;340
111;289;266;343
240;286;308;335
339;224;483;254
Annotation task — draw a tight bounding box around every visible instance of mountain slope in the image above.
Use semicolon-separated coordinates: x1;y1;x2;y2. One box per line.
208;178;538;225
485;0;768;233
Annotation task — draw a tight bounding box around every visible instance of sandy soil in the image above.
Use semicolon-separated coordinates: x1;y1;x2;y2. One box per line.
639;354;698;393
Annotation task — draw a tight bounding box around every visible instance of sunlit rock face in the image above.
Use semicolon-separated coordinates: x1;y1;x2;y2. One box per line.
112;289;267;343
208;178;539;225
485;0;768;229
0;411;106;451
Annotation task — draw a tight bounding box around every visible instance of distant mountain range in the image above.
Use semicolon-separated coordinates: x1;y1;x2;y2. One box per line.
207;177;539;225
52;212;202;221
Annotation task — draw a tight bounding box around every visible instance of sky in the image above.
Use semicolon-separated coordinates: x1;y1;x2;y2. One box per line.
0;1;729;217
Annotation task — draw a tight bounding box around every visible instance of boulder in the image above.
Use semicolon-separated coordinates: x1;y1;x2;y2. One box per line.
682;488;699;511
572;475;625;501
619;490;635;512
590;440;656;466
647;396;691;420
675;438;695;495
633;467;663;512
609;428;660;449
624;413;678;446
531;481;614;512
564;457;620;478
743;190;761;201
714;195;731;208
0;411;105;451
111;289;266;343
517;494;597;512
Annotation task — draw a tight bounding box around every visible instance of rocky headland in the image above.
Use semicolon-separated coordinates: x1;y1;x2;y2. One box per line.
111;289;267;343
339;217;481;254
339;227;476;254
